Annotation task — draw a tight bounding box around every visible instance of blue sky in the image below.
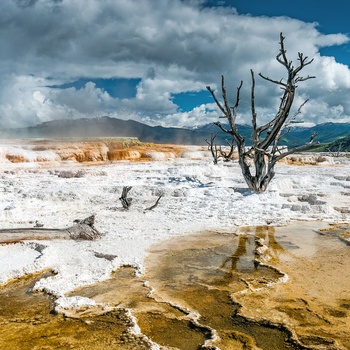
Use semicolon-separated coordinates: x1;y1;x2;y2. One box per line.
0;0;349;128
217;0;350;65
50;78;142;99
212;0;349;34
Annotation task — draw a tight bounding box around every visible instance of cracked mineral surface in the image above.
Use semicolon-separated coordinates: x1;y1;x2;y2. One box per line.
2;223;349;349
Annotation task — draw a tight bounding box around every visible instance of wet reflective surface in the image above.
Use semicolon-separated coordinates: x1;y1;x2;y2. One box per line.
142;227;299;349
1;222;350;349
142;222;350;349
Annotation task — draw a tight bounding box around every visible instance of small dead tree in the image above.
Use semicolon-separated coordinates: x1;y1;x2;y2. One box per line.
325;140;345;157
119;186;133;209
207;33;317;192
205;133;221;164
205;134;235;164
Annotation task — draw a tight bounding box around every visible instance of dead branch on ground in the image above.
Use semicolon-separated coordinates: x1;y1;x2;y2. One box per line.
144;195;163;212
0;215;101;244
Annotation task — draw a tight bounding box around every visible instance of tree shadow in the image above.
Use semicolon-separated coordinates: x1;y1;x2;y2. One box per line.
220;226;286;277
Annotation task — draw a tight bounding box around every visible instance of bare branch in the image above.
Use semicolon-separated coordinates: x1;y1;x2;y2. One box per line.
295;75;316;82
205;133;217;148
219;137;235;162
144;196;162;212
274;141;319;163
258;73;287;87
289;99;308;121
232;80;243;124
294;52;314;75
213;121;230;134
206;85;226;115
250;69;259;145
309;132;318;143
221;75;232;119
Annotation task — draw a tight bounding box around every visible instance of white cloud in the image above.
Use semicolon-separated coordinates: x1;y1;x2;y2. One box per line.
0;0;349;129
149;103;220;127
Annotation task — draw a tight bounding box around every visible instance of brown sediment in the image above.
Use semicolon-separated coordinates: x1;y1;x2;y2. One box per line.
231;223;350;350
143;228;302;350
107;143;202;161
0;269;154;349
1;138;204;163
69;266;211;349
317;223;350;245
282;154;335;166
1;222;350;349
140;223;350;349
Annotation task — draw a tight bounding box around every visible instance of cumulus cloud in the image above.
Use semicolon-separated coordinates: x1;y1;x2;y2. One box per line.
0;0;349;129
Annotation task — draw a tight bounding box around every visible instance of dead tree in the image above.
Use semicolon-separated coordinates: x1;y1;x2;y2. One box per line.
119;186;133;209
205;134;235;164
205;133;220;164
0;215;101;243
325;140;345;157
207;33;317;192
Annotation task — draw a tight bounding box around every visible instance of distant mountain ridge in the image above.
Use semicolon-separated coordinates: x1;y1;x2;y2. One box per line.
1;116;350;147
325;135;350;152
